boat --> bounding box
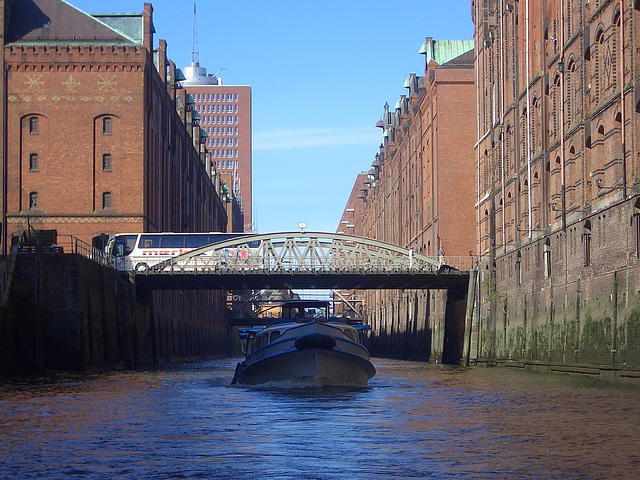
[231,300,376,387]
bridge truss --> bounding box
[135,232,471,291]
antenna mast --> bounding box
[191,3,199,63]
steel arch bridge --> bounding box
[134,232,471,291]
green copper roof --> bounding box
[175,69,187,82]
[419,39,474,65]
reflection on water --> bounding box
[1,359,639,479]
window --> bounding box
[103,117,112,135]
[29,116,39,134]
[29,153,39,171]
[544,240,551,278]
[103,192,111,209]
[102,153,112,172]
[583,221,592,266]
[29,192,38,209]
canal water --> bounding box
[1,358,639,479]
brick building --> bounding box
[473,0,640,372]
[337,173,368,237]
[1,0,227,251]
[340,39,476,361]
[0,0,233,364]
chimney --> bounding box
[143,3,154,53]
[158,39,167,89]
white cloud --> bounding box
[253,127,380,150]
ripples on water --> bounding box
[1,359,639,479]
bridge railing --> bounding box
[47,235,120,269]
[439,256,477,272]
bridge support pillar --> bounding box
[463,269,478,367]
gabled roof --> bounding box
[6,0,141,45]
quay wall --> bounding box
[366,287,467,364]
[473,242,640,383]
[0,254,230,375]
[1,253,136,373]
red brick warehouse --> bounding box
[0,0,227,251]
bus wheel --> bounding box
[135,262,149,272]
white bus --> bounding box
[105,232,260,272]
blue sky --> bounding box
[71,0,474,233]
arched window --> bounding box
[594,29,605,102]
[505,124,512,175]
[102,192,112,209]
[612,11,620,85]
[566,0,573,38]
[532,97,540,151]
[596,124,605,177]
[567,60,576,124]
[520,107,527,169]
[552,75,561,138]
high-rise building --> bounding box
[181,62,253,232]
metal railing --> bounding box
[14,235,120,270]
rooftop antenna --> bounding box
[191,3,199,63]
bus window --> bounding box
[113,235,138,256]
[185,234,210,248]
[208,234,234,244]
[139,235,160,248]
[161,235,185,248]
